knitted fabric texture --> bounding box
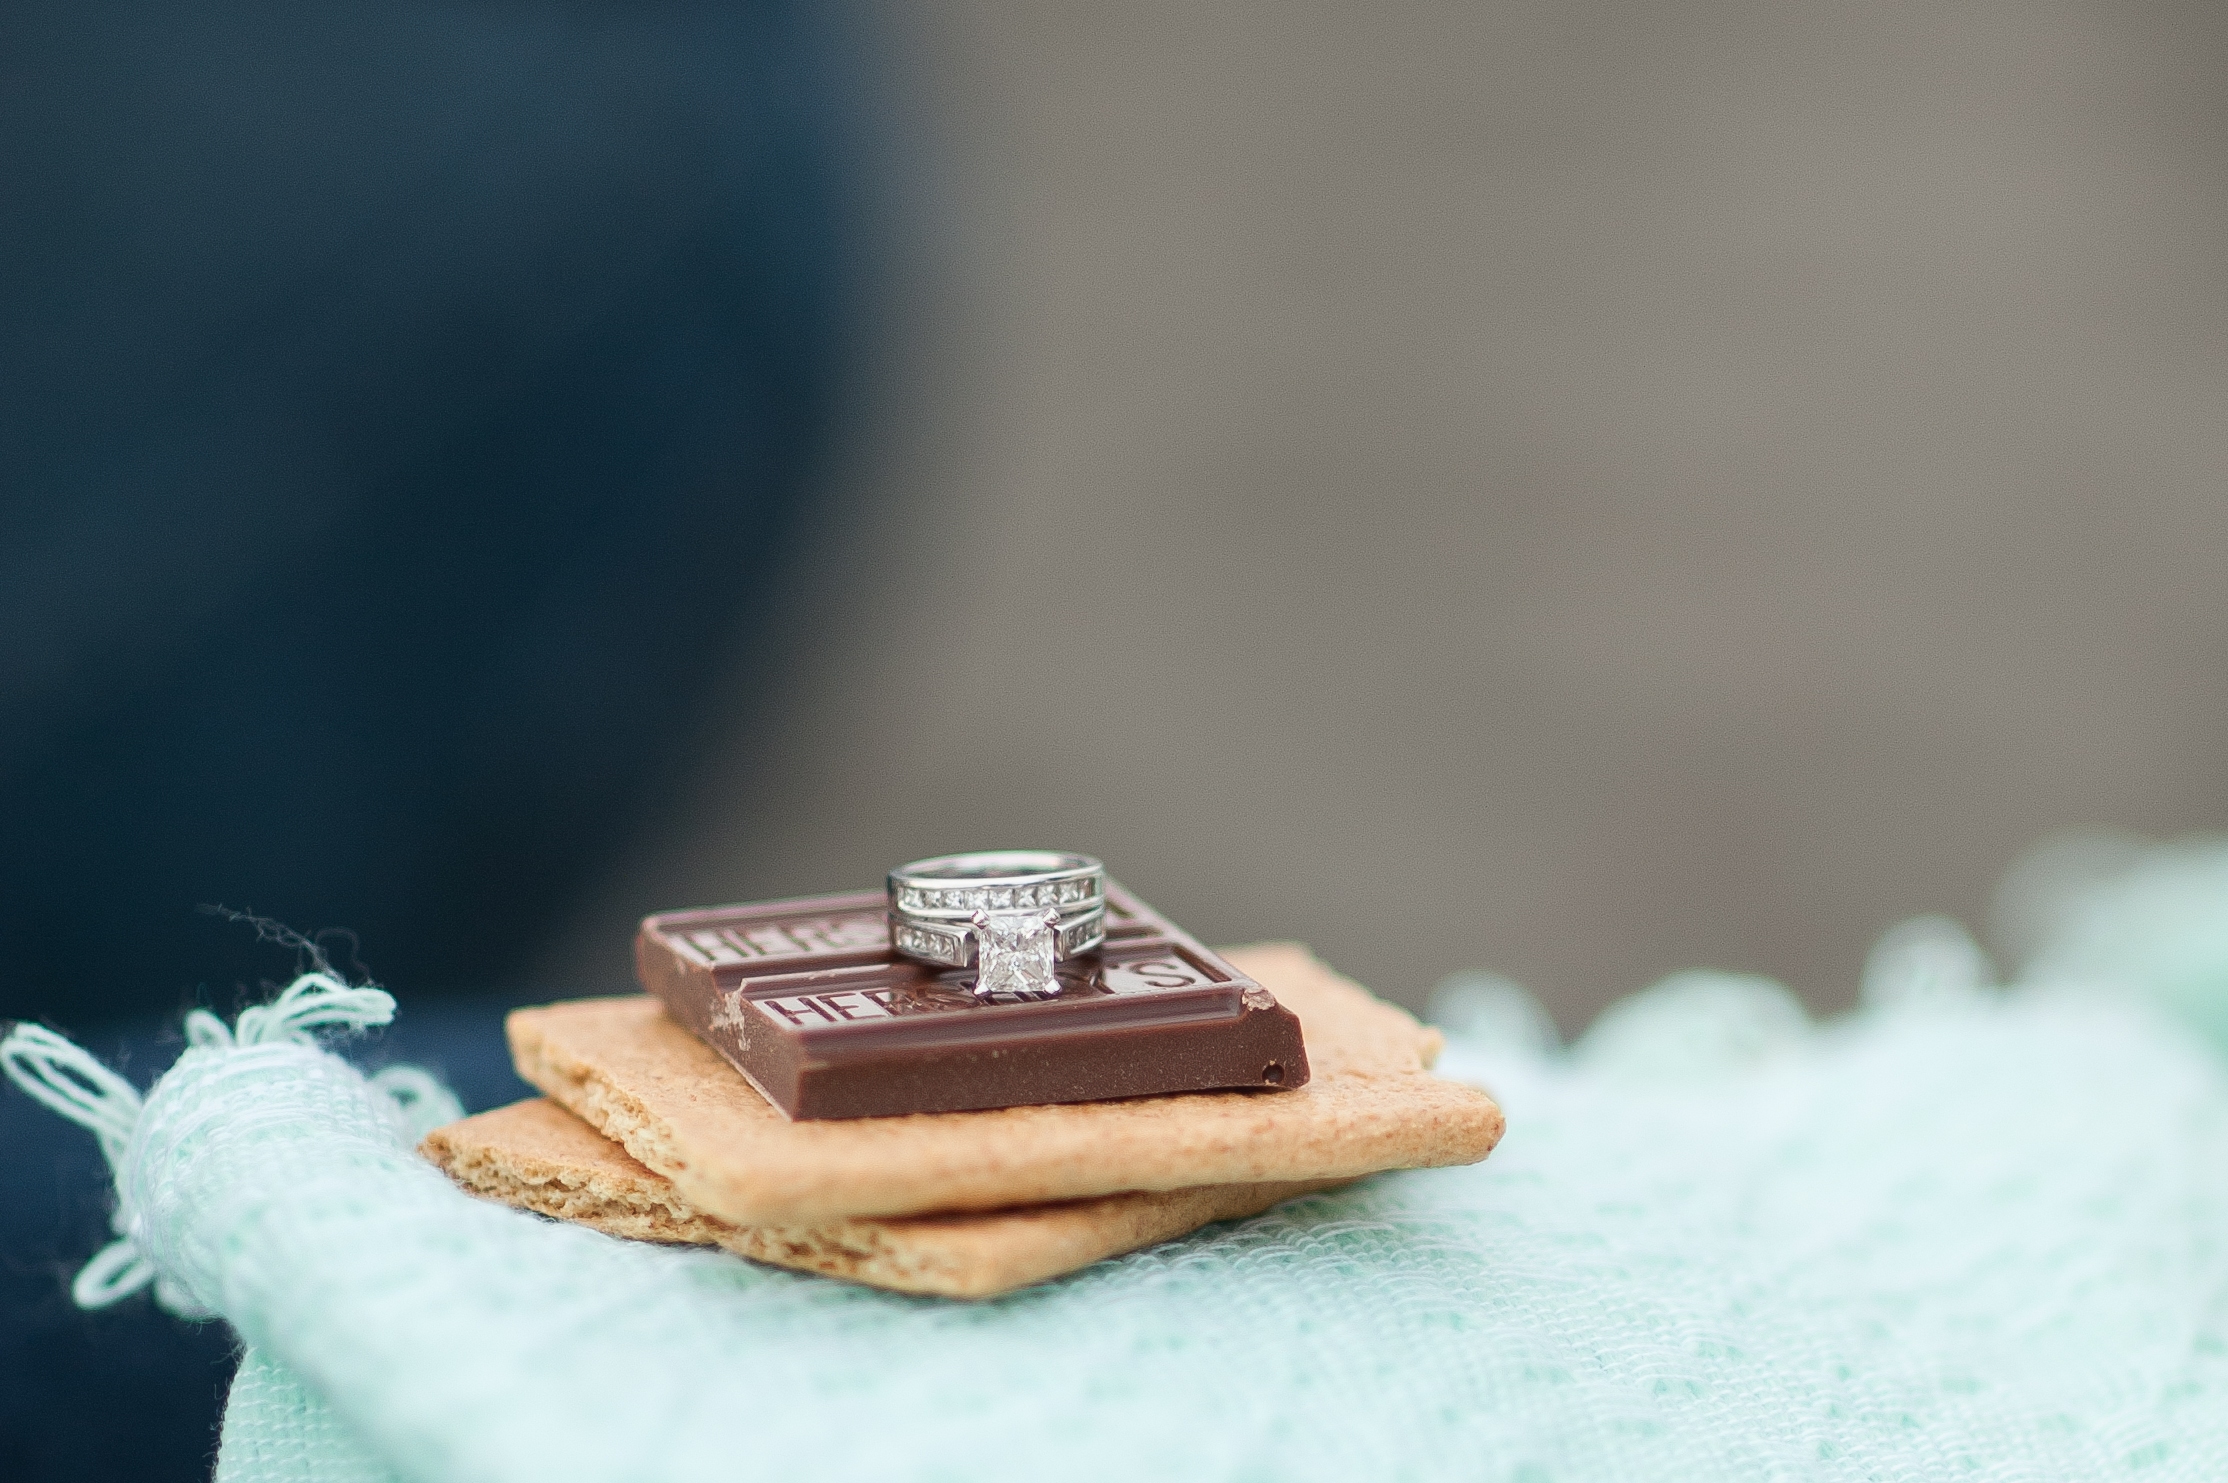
[11,841,2228,1482]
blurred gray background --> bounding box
[547,0,2228,1030]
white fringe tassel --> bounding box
[0,972,451,1317]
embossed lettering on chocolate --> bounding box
[635,884,1310,1120]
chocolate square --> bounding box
[634,884,1309,1119]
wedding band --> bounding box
[887,851,1107,994]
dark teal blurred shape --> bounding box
[0,0,859,1031]
[0,2,863,1475]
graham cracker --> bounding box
[424,1097,1349,1298]
[506,943,1504,1227]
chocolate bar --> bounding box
[635,884,1310,1120]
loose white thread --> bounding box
[0,972,427,1315]
[367,1064,466,1142]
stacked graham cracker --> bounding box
[421,943,1504,1298]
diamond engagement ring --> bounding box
[887,850,1108,998]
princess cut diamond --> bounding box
[972,907,1060,997]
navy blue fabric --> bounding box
[0,0,857,1031]
[0,2,861,1476]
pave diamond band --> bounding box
[887,851,1107,997]
[888,906,1109,968]
[894,877,1097,915]
[888,851,1105,920]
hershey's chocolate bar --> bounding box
[635,884,1309,1120]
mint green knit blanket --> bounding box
[11,840,2228,1482]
